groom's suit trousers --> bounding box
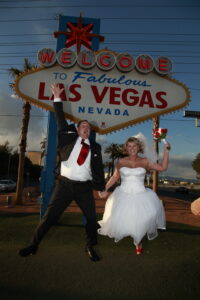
[31,177,98,247]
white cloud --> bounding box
[162,154,197,180]
[0,89,47,152]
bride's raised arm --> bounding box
[147,143,171,172]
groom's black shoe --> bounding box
[19,245,38,257]
[85,245,101,262]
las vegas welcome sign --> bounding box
[14,48,190,134]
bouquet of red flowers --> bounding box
[153,128,168,144]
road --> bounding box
[157,185,199,202]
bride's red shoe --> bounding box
[136,245,143,255]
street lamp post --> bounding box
[184,110,200,127]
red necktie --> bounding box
[77,139,90,165]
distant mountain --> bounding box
[159,175,198,183]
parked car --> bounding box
[175,187,189,194]
[0,180,16,192]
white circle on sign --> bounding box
[77,51,96,69]
[96,51,116,71]
[57,49,77,68]
[38,48,56,67]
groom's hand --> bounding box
[98,191,109,199]
[50,84,65,98]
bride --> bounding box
[98,133,170,255]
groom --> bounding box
[19,84,105,262]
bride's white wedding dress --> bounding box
[98,167,166,245]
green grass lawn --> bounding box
[0,213,200,300]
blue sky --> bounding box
[0,0,200,179]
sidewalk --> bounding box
[0,189,200,228]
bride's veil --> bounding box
[133,132,158,163]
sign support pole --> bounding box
[39,111,57,216]
[153,116,160,193]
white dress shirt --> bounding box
[60,137,92,181]
[54,97,92,181]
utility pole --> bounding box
[153,116,160,192]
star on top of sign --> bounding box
[54,13,105,53]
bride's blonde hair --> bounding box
[123,137,144,154]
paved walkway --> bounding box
[0,189,200,228]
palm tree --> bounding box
[104,143,123,175]
[9,58,37,205]
[103,161,113,180]
[40,137,47,160]
[192,153,200,182]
